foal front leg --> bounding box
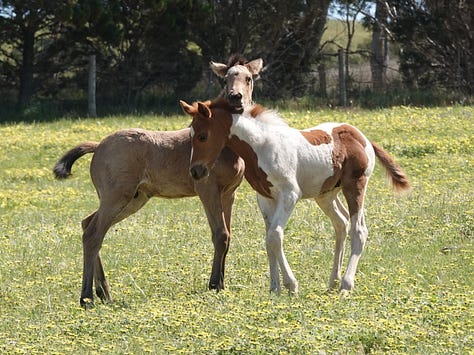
[258,193,299,294]
[196,183,230,291]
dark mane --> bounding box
[227,54,248,67]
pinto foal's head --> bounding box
[180,99,237,181]
[210,57,263,111]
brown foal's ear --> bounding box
[179,100,195,115]
[197,101,212,119]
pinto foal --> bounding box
[54,58,262,307]
[181,98,410,294]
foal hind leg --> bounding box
[80,210,113,307]
[341,177,369,293]
[316,191,349,290]
[80,190,149,306]
[81,212,111,302]
[93,253,111,302]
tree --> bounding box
[0,0,71,108]
[0,0,121,109]
[91,0,205,107]
[189,0,332,99]
[332,1,372,84]
[0,0,365,113]
[370,0,389,91]
[387,0,474,95]
[259,0,332,98]
[41,0,122,110]
[0,0,205,111]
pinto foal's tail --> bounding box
[371,141,411,194]
[53,142,99,179]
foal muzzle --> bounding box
[227,92,243,109]
[190,164,209,181]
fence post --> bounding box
[318,63,327,98]
[338,49,347,107]
[88,54,97,117]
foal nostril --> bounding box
[190,165,208,180]
[228,92,242,101]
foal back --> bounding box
[91,128,197,200]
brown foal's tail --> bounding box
[53,142,99,179]
[371,141,411,194]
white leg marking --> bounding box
[316,192,349,290]
[258,191,299,294]
[341,210,367,292]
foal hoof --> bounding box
[339,279,354,298]
[340,278,354,292]
[339,289,351,298]
[80,297,94,309]
[284,280,299,295]
[209,281,224,292]
[96,287,113,303]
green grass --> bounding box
[1,106,473,353]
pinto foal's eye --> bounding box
[246,76,252,84]
[197,133,208,142]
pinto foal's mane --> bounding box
[208,98,288,127]
[226,54,248,67]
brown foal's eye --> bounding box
[198,133,208,142]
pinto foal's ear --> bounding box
[197,102,212,119]
[179,100,195,115]
[245,58,264,77]
[210,61,228,78]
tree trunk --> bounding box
[88,55,97,117]
[18,25,35,109]
[261,0,332,98]
[370,0,389,92]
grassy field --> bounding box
[0,106,473,354]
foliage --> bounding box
[0,0,207,109]
[387,0,474,95]
[254,0,332,98]
[0,0,333,109]
[1,0,474,115]
[0,106,473,353]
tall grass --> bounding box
[0,106,473,353]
